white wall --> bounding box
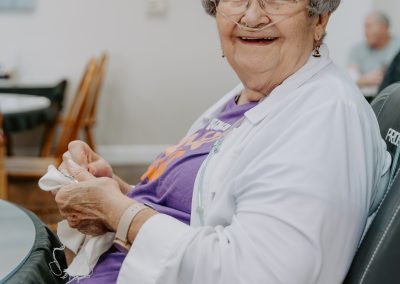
[325,0,373,68]
[0,0,237,146]
[0,0,375,163]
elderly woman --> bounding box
[55,0,391,283]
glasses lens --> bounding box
[217,0,299,16]
[219,0,247,16]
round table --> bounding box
[0,93,52,155]
[0,93,50,115]
[0,93,52,133]
[0,200,67,283]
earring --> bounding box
[312,45,321,58]
[313,33,322,58]
[221,51,225,58]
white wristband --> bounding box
[114,203,148,250]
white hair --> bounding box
[308,0,340,16]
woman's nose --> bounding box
[239,0,272,28]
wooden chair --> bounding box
[5,58,97,179]
[82,53,108,151]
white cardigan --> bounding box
[118,46,391,284]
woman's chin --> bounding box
[231,55,276,74]
[241,79,275,95]
[233,66,277,93]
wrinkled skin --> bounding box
[56,146,134,236]
[59,140,113,179]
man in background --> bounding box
[348,10,400,89]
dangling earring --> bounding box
[221,51,225,58]
[313,34,322,58]
[312,45,321,58]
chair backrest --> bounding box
[84,53,108,127]
[53,58,97,159]
[79,53,108,151]
[344,83,400,283]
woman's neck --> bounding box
[237,88,266,105]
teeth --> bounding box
[241,37,276,40]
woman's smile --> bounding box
[216,0,320,95]
[237,36,279,45]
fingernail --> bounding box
[88,164,96,175]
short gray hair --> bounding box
[372,10,390,28]
[202,0,341,17]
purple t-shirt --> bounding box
[70,97,257,283]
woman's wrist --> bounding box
[108,195,158,245]
[126,207,157,244]
[108,196,136,232]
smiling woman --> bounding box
[48,0,391,283]
[214,0,329,99]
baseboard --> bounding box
[98,144,169,166]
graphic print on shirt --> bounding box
[141,118,231,182]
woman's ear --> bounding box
[314,13,331,42]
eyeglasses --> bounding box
[211,0,305,31]
[214,0,303,16]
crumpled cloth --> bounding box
[39,165,115,277]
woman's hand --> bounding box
[61,140,113,178]
[357,69,385,87]
[55,160,134,236]
[59,140,133,194]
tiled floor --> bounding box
[7,164,149,228]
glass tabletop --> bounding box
[0,200,36,281]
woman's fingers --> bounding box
[78,220,108,236]
[55,177,126,234]
[62,151,72,161]
[66,159,95,182]
[64,140,113,178]
[65,213,108,235]
[67,216,79,228]
[88,159,113,178]
[67,140,92,169]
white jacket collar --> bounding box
[188,45,332,134]
[245,44,332,124]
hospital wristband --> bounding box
[114,202,148,250]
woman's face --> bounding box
[216,0,329,96]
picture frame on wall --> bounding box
[0,0,36,11]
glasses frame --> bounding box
[211,0,308,32]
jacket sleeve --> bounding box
[117,100,386,284]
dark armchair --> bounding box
[378,50,400,93]
[345,83,400,283]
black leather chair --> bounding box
[378,50,400,93]
[5,206,67,284]
[344,83,400,283]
